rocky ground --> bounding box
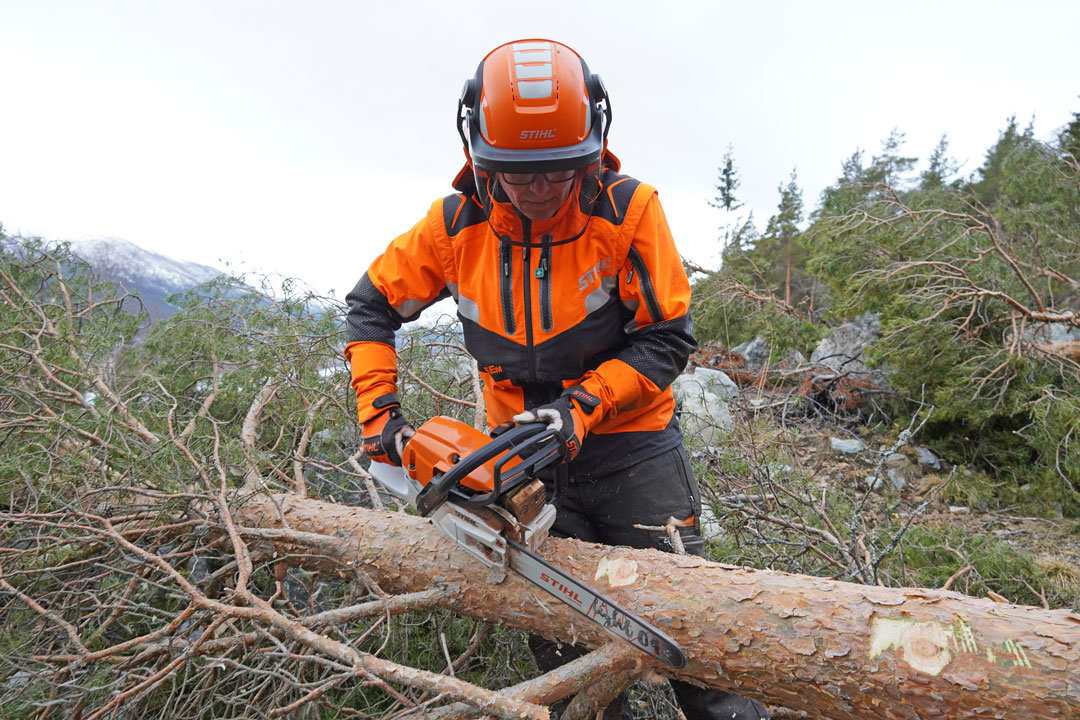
[644,363,1080,719]
[675,350,1080,613]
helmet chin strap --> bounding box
[487,214,594,248]
[479,170,600,248]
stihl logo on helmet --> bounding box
[521,129,557,140]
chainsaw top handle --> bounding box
[413,422,563,517]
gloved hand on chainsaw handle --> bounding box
[511,386,601,463]
[362,393,415,466]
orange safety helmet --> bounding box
[457,39,611,175]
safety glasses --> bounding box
[499,169,577,186]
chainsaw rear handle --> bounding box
[414,422,562,517]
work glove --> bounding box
[362,393,415,466]
[512,386,600,463]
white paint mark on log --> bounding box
[870,617,953,676]
[594,557,639,587]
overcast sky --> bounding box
[2,1,1078,298]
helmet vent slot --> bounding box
[513,49,551,63]
[517,80,553,100]
[515,64,551,80]
[512,41,551,52]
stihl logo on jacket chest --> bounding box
[539,571,583,606]
[520,129,556,140]
[578,257,612,291]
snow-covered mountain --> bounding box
[68,237,224,321]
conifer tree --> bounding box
[816,129,917,218]
[1057,103,1080,162]
[761,170,805,306]
[967,115,1035,205]
[708,144,744,252]
[692,169,819,355]
[919,134,960,190]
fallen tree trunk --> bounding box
[234,493,1080,719]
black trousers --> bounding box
[529,445,769,720]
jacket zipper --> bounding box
[499,241,515,335]
[627,246,664,323]
[538,240,552,332]
[521,220,537,380]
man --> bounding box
[345,39,768,720]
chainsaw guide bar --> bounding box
[507,538,686,668]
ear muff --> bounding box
[457,76,478,154]
[587,73,612,147]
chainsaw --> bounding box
[368,416,686,669]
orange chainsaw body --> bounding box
[402,416,507,494]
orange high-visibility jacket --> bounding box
[345,156,697,477]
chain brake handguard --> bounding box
[413,421,563,517]
[374,417,562,568]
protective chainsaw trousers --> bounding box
[529,445,769,720]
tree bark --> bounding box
[234,493,1080,720]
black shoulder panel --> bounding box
[591,170,641,226]
[344,272,399,345]
[345,272,452,345]
[442,193,487,237]
[617,314,698,390]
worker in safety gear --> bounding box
[345,39,768,720]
